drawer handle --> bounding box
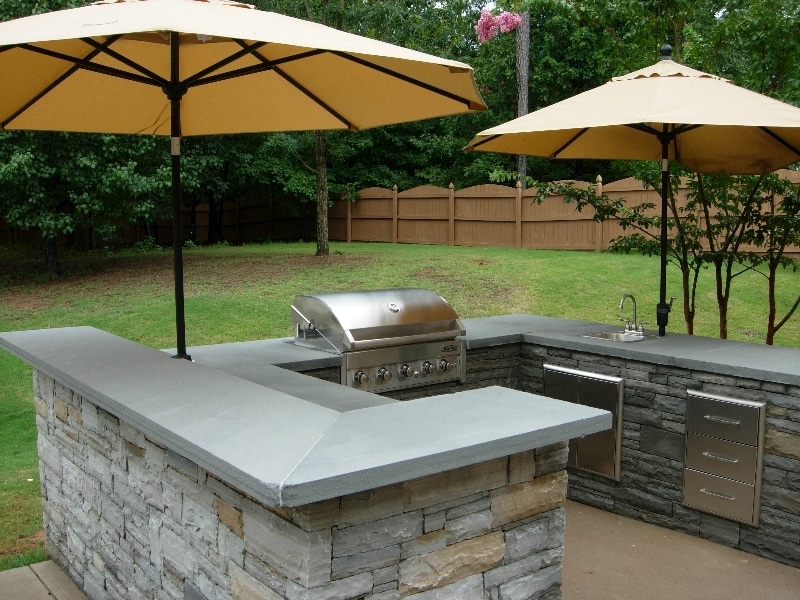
[703,414,741,426]
[699,488,736,502]
[702,451,739,464]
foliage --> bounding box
[1,0,799,274]
[0,132,170,243]
[683,0,800,104]
[490,164,800,343]
[741,174,800,344]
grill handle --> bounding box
[291,306,340,354]
[343,328,465,351]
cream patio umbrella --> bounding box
[466,45,800,336]
[0,0,486,358]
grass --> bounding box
[0,240,798,570]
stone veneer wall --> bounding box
[301,342,800,568]
[33,369,571,600]
[516,343,800,569]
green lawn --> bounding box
[1,241,798,569]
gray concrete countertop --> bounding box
[464,314,800,387]
[183,312,800,387]
[0,326,610,508]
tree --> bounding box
[743,173,800,345]
[0,131,169,272]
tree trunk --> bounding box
[766,260,777,345]
[680,265,694,335]
[714,261,729,339]
[43,238,61,276]
[515,11,530,188]
[315,130,329,257]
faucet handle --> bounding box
[619,318,631,331]
[638,321,650,332]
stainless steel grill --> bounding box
[292,288,466,393]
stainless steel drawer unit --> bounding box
[543,364,623,481]
[682,390,766,525]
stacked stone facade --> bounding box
[516,343,800,568]
[302,340,800,569]
[33,369,571,600]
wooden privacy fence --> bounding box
[3,171,799,252]
[329,171,800,253]
[330,177,653,250]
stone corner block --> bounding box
[490,471,567,528]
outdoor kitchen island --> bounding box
[0,325,610,600]
[185,313,800,571]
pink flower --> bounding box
[475,9,522,43]
[498,11,522,34]
[475,9,499,43]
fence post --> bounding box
[449,183,455,245]
[392,184,398,244]
[595,174,603,252]
[516,180,522,248]
[347,193,352,243]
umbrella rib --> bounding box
[467,134,502,150]
[2,42,108,129]
[195,43,353,130]
[272,67,354,129]
[187,48,325,87]
[552,128,589,159]
[626,122,704,139]
[15,38,163,88]
[332,51,478,109]
[182,39,269,88]
[82,37,169,87]
[3,38,161,129]
[760,126,800,158]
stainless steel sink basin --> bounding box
[582,331,653,342]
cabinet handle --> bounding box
[702,451,739,464]
[703,414,740,426]
[699,488,736,502]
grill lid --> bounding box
[292,288,465,353]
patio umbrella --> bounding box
[466,45,800,336]
[0,0,486,358]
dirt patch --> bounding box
[0,530,44,558]
[0,250,374,309]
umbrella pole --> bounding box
[168,32,191,360]
[656,135,671,336]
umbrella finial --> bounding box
[660,44,672,61]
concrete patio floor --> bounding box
[563,501,800,600]
[2,500,798,600]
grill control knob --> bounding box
[422,361,436,375]
[439,360,454,372]
[353,371,369,385]
[400,364,418,378]
[377,368,393,382]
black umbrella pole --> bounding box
[657,153,670,336]
[171,144,190,360]
[169,32,190,360]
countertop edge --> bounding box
[0,326,608,508]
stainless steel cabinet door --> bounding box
[543,365,623,480]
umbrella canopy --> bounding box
[0,0,486,134]
[466,45,800,335]
[0,0,486,357]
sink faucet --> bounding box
[619,294,637,332]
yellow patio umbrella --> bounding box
[466,45,800,336]
[0,0,486,358]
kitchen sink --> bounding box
[582,330,655,342]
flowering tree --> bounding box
[475,7,529,185]
[475,9,522,42]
